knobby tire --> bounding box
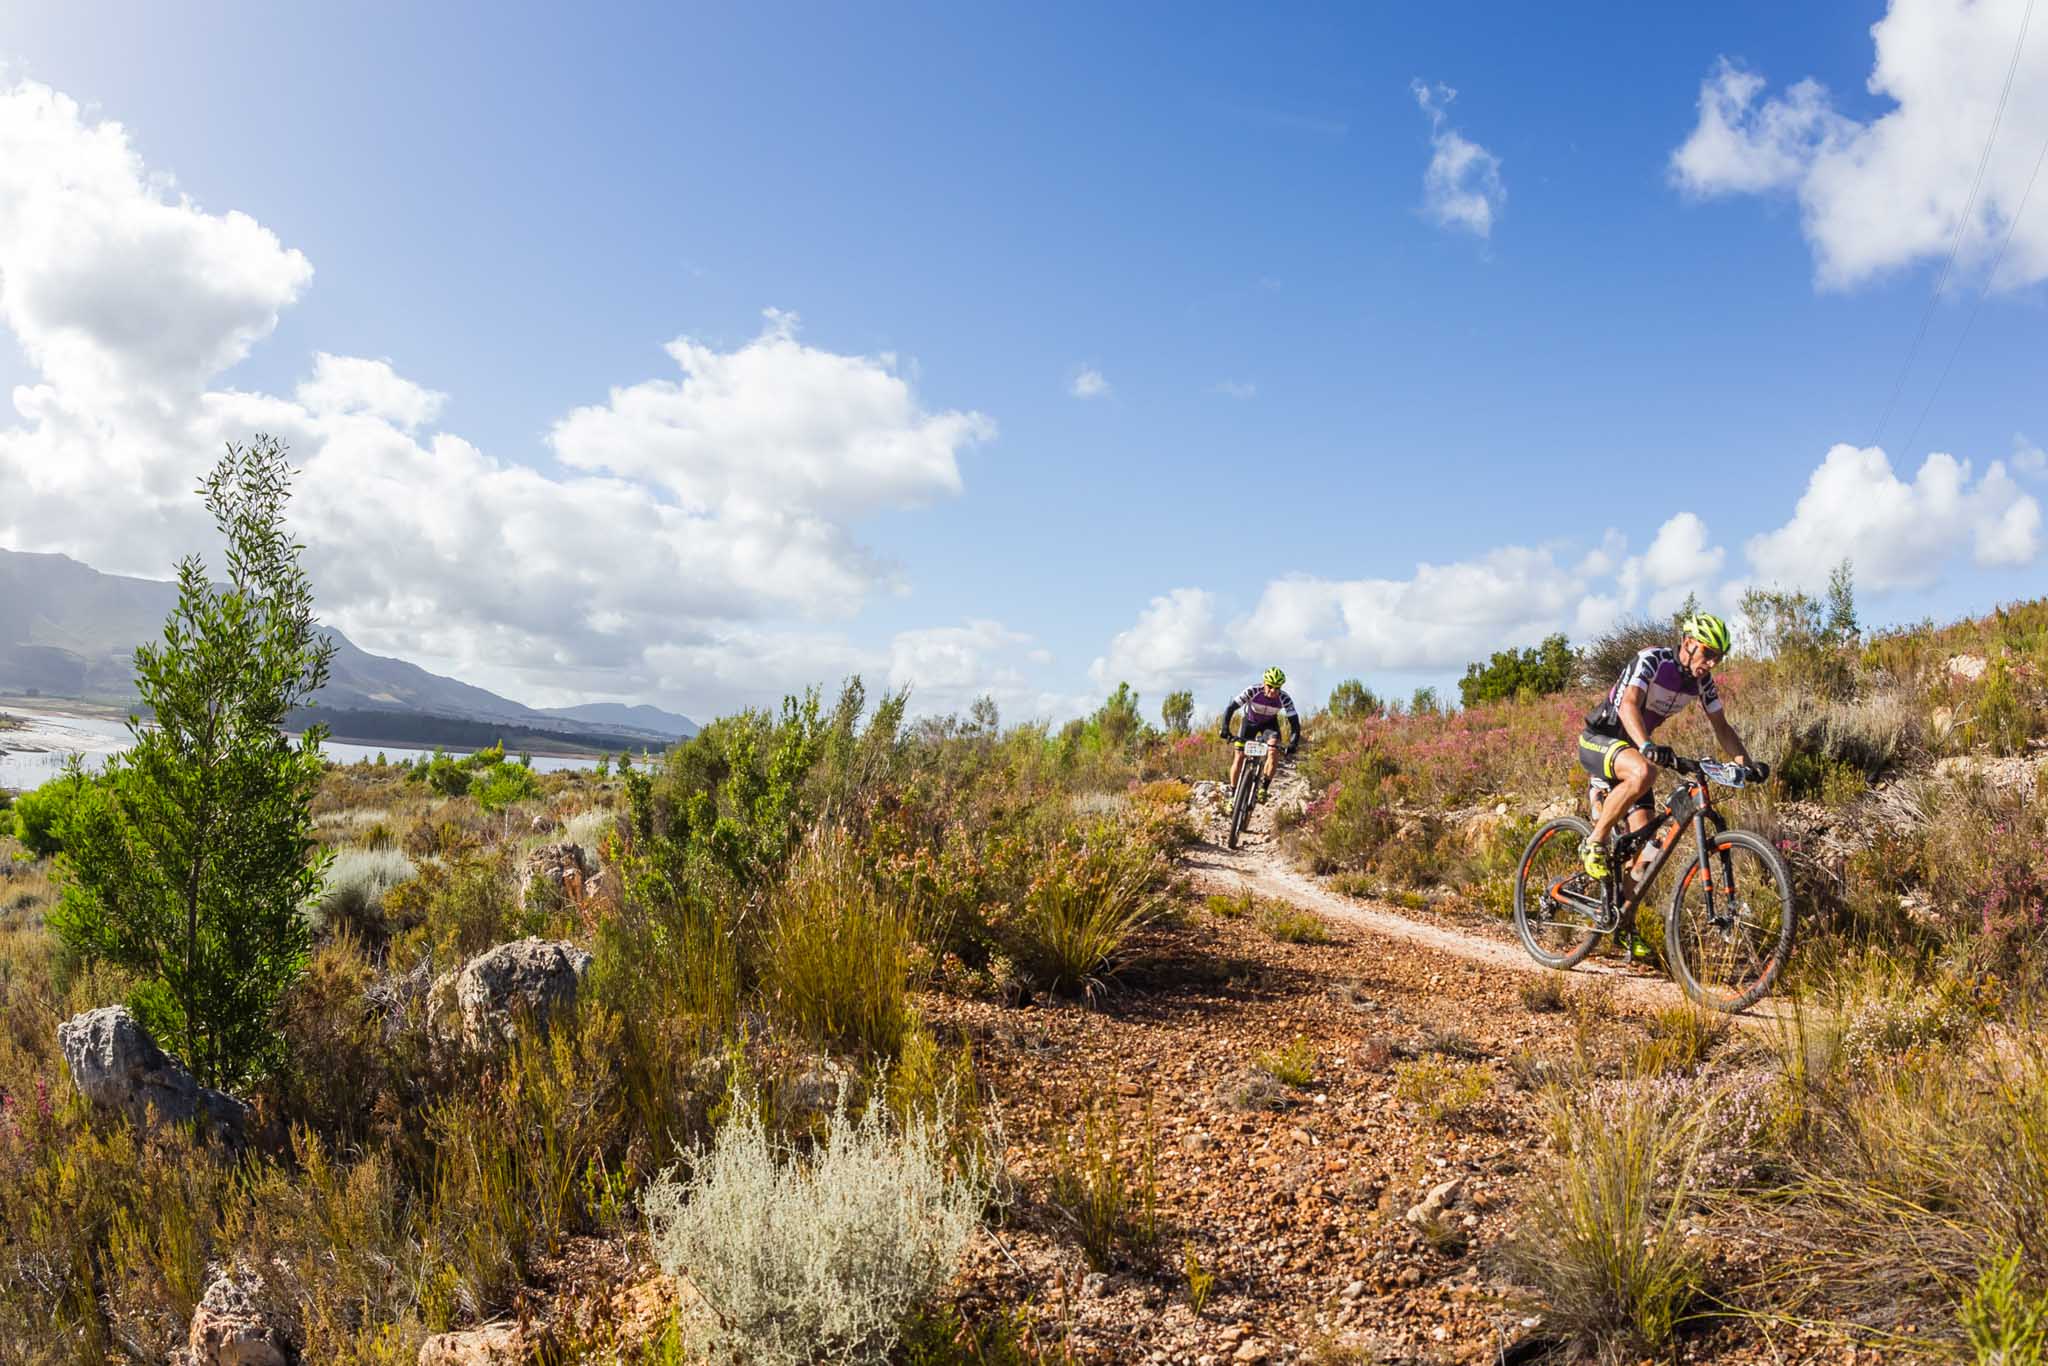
[1664,826,1795,1013]
[1512,817,1603,970]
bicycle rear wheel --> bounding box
[1512,817,1603,969]
[1664,828,1795,1013]
[1226,768,1254,849]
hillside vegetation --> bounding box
[4,469,2048,1364]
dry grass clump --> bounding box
[760,835,923,1059]
[1258,902,1332,944]
[645,1082,989,1365]
[1504,1072,1711,1357]
[1253,1034,1317,1088]
[1392,1057,1493,1124]
[1043,1085,1158,1272]
[305,846,416,938]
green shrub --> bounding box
[645,1082,989,1365]
[1961,1248,2048,1366]
[10,770,92,859]
[1393,1057,1493,1123]
[1460,633,1576,708]
[471,760,542,813]
[1326,679,1381,719]
[50,439,331,1089]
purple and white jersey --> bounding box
[1585,647,1721,736]
[1234,685,1299,729]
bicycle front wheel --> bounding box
[1664,828,1795,1013]
[1512,817,1603,969]
[1226,769,1254,849]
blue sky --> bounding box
[2,2,2044,721]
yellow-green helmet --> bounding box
[1680,612,1731,653]
[1263,666,1287,688]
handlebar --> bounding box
[1673,755,1767,787]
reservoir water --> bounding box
[0,708,602,790]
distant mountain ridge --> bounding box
[0,548,697,750]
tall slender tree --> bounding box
[53,437,334,1088]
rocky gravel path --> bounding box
[1182,772,1679,1009]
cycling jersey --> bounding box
[1584,647,1721,739]
[1225,684,1299,739]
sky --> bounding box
[1,1,2045,725]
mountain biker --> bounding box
[1577,613,1762,948]
[1221,667,1301,802]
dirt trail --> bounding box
[1182,774,1687,1010]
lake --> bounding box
[0,707,602,790]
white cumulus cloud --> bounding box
[1069,368,1110,399]
[1412,81,1506,239]
[1670,0,2048,289]
[1744,443,2040,591]
[0,78,997,718]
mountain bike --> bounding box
[1226,737,1279,850]
[1511,755,1794,1012]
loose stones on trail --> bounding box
[431,937,594,1051]
[57,1005,247,1142]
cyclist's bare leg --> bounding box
[1589,748,1654,853]
[1228,748,1245,792]
[1262,744,1279,785]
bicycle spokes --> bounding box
[1671,839,1787,1005]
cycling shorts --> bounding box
[1234,717,1283,748]
[1578,731,1653,814]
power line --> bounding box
[1867,0,2036,452]
[1898,117,2048,462]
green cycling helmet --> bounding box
[1263,666,1287,688]
[1680,612,1731,654]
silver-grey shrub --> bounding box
[644,1084,988,1364]
[307,846,416,936]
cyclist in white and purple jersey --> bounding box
[1578,613,1758,896]
[1220,667,1301,802]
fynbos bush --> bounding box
[645,1084,987,1365]
[307,847,416,938]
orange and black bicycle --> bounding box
[1511,755,1795,1012]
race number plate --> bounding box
[1242,740,1270,758]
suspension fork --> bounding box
[1688,809,1730,918]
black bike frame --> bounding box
[1549,774,1730,930]
[1607,780,1729,920]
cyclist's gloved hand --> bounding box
[1642,742,1677,769]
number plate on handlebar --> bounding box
[1697,759,1747,787]
[1242,740,1270,758]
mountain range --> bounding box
[0,549,697,752]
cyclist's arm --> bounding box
[1219,698,1240,736]
[1707,708,1751,766]
[1284,702,1301,747]
[1617,687,1655,748]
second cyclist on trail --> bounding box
[1576,612,1757,890]
[1221,667,1301,804]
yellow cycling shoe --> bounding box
[1579,839,1611,879]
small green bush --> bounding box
[1258,904,1331,945]
[1254,1034,1316,1088]
[11,771,92,858]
